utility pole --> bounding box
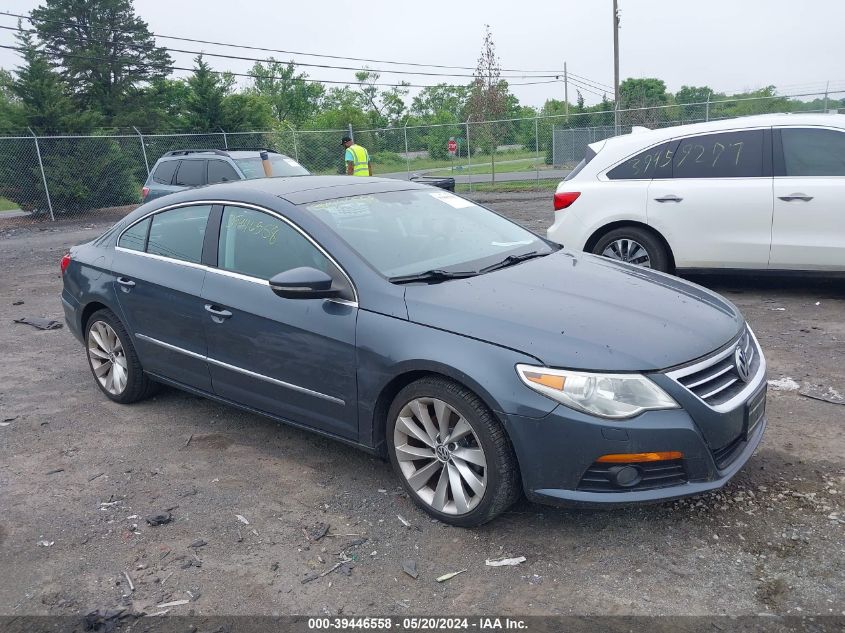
[564,61,569,123]
[613,0,620,133]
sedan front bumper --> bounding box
[504,385,766,508]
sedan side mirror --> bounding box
[269,267,340,300]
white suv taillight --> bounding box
[553,191,581,210]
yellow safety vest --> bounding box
[347,144,370,176]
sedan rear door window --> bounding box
[146,205,212,264]
[780,127,845,176]
[174,160,207,186]
[217,206,331,280]
[672,130,764,178]
[118,217,150,252]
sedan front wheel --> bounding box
[387,377,521,527]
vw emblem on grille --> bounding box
[734,346,752,383]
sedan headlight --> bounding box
[516,364,679,419]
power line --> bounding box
[0,22,566,80]
[1,10,579,75]
[566,71,613,92]
[0,41,576,90]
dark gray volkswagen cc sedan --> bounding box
[61,176,767,526]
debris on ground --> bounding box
[155,599,190,608]
[800,392,845,406]
[87,472,105,482]
[0,422,11,427]
[436,569,467,583]
[146,512,172,526]
[12,316,62,330]
[37,540,54,547]
[769,307,786,311]
[3,416,18,423]
[768,377,800,391]
[305,522,330,541]
[46,468,64,475]
[235,514,250,525]
[189,539,208,548]
[402,560,418,579]
[12,300,24,305]
[122,571,134,592]
[485,556,526,567]
[397,514,411,528]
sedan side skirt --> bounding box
[135,332,345,406]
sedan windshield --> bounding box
[234,156,309,179]
[306,190,555,279]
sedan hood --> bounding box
[403,251,744,371]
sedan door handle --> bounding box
[116,277,135,288]
[654,195,683,203]
[778,193,813,202]
[204,304,233,322]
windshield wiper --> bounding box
[389,269,478,284]
[479,251,547,274]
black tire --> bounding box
[84,308,158,404]
[386,376,521,527]
[592,226,671,272]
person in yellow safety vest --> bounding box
[342,136,372,177]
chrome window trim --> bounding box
[666,326,767,413]
[115,199,359,306]
[135,333,345,406]
[114,246,207,271]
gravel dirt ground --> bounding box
[0,192,843,618]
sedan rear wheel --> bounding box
[85,308,158,404]
[88,320,128,395]
[387,377,520,527]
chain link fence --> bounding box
[0,90,841,225]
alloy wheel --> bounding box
[393,397,487,515]
[87,320,128,395]
[602,238,652,267]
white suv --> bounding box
[547,113,845,274]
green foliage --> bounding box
[10,26,91,133]
[0,136,141,213]
[184,56,230,131]
[249,59,323,125]
[32,0,171,121]
[411,84,470,122]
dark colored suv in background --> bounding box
[142,149,309,202]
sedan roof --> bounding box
[211,175,426,204]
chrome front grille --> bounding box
[667,327,764,409]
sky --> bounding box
[0,0,842,108]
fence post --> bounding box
[133,126,150,176]
[28,127,54,222]
[465,121,472,192]
[552,125,556,168]
[219,127,228,149]
[403,122,410,179]
[705,91,711,122]
[284,122,299,162]
[534,116,540,184]
[348,123,354,142]
[824,81,830,112]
